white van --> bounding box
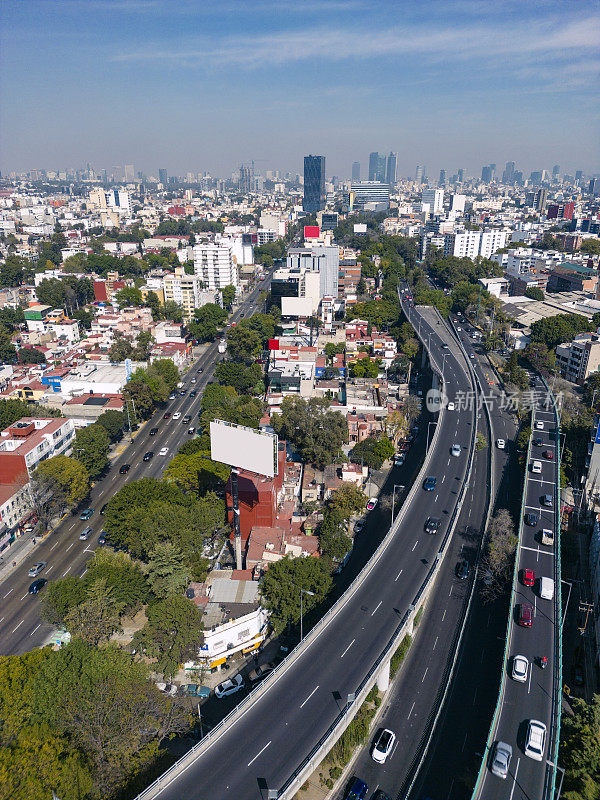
[539,577,554,600]
[541,529,554,546]
[530,460,542,474]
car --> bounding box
[423,476,437,491]
[28,578,47,594]
[456,326,462,331]
[28,561,46,578]
[394,454,405,466]
[80,508,94,520]
[100,503,108,515]
[191,377,197,383]
[524,720,547,761]
[470,353,475,359]
[354,520,364,533]
[159,447,169,456]
[119,464,131,474]
[155,682,178,696]
[540,494,553,508]
[197,367,204,373]
[511,655,529,683]
[496,438,505,449]
[543,450,554,460]
[521,567,535,586]
[456,559,470,580]
[214,674,244,698]
[189,390,197,398]
[371,728,396,763]
[98,532,107,546]
[248,662,275,683]
[530,460,542,474]
[366,498,378,511]
[344,778,369,800]
[571,663,584,687]
[183,415,191,423]
[173,412,181,420]
[451,444,461,457]
[447,401,455,411]
[143,451,154,462]
[179,390,187,396]
[149,427,159,436]
[180,684,211,698]
[425,516,441,534]
[441,342,449,349]
[524,512,538,526]
[163,412,171,419]
[535,421,544,430]
[517,603,533,627]
[188,427,195,435]
[79,526,92,541]
[491,741,513,779]
[169,393,177,400]
[532,437,543,446]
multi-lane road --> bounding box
[0,272,272,656]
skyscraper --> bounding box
[158,168,167,185]
[575,170,583,182]
[457,168,465,183]
[303,155,326,213]
[438,169,446,187]
[502,161,515,184]
[239,164,253,194]
[490,164,496,180]
[385,152,397,186]
[481,165,492,183]
[415,165,424,184]
[368,152,386,182]
[552,165,560,179]
[124,164,134,181]
[351,162,361,182]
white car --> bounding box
[215,674,244,699]
[159,447,169,456]
[496,439,505,449]
[447,402,455,411]
[535,420,544,430]
[191,378,197,383]
[366,498,378,511]
[530,460,542,474]
[172,412,181,420]
[394,454,405,467]
[451,444,461,457]
[371,728,396,764]
[511,654,529,683]
[524,720,547,761]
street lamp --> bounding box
[299,587,315,642]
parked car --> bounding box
[522,568,535,587]
[119,463,131,474]
[180,684,211,698]
[366,498,378,511]
[394,453,405,466]
[425,516,441,534]
[248,662,275,683]
[530,460,542,474]
[28,578,47,594]
[28,562,46,578]
[517,603,533,627]
[215,674,244,698]
[540,494,553,508]
[143,451,154,461]
[543,450,554,460]
[155,682,178,696]
[496,438,505,449]
[524,720,546,761]
[354,520,364,533]
[371,729,396,764]
[423,476,437,491]
[456,559,470,580]
[80,508,94,520]
[511,655,529,683]
[344,778,369,800]
[149,427,159,436]
[100,503,108,514]
[79,526,92,541]
[491,741,513,779]
[159,447,169,456]
[524,512,539,527]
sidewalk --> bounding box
[0,512,66,584]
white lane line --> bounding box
[247,740,271,768]
[46,566,52,574]
[395,569,403,582]
[340,639,355,659]
[50,542,58,551]
[62,566,71,577]
[461,731,468,751]
[20,594,28,600]
[449,586,453,597]
[527,661,533,694]
[432,636,438,651]
[371,601,382,616]
[509,758,520,800]
[12,620,24,634]
[520,545,554,556]
[447,458,451,466]
[3,588,13,598]
[299,685,319,709]
[65,543,74,552]
[30,623,41,636]
[407,701,416,719]
[412,541,418,552]
[441,475,445,484]
[422,667,429,682]
[442,609,446,621]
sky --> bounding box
[1,0,599,179]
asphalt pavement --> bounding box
[0,273,272,656]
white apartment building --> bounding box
[444,229,507,259]
[555,333,600,385]
[421,188,444,215]
[0,418,76,479]
[88,188,131,215]
[162,268,219,321]
[193,242,238,291]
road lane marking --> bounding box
[509,758,520,800]
[300,686,319,709]
[527,661,533,694]
[461,732,468,751]
[30,624,41,636]
[422,667,429,682]
[247,740,271,768]
[412,541,418,551]
[340,639,355,658]
[371,601,382,616]
[407,701,415,719]
[520,545,553,556]
[12,620,24,633]
[62,567,71,577]
[20,594,28,600]
[441,475,445,484]
[433,636,438,651]
[46,566,52,574]
[65,543,74,552]
[50,542,58,550]
[442,609,446,621]
[449,586,453,596]
[3,588,13,598]
[395,569,403,582]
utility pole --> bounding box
[578,601,594,634]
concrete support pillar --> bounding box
[406,616,415,637]
[376,657,391,693]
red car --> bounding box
[543,450,554,460]
[518,603,533,627]
[523,568,535,587]
[163,412,171,419]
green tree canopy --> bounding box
[530,313,592,349]
[133,596,204,679]
[96,409,125,441]
[73,423,111,479]
[259,556,333,635]
[34,455,90,508]
[349,435,395,469]
[272,396,348,469]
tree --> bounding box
[72,423,110,479]
[214,360,262,393]
[560,693,600,799]
[271,396,348,469]
[115,286,144,307]
[318,505,353,562]
[260,556,333,634]
[479,509,517,601]
[34,455,89,508]
[28,469,69,534]
[524,286,545,301]
[147,542,191,598]
[161,300,184,323]
[96,409,125,442]
[349,435,395,469]
[188,303,227,342]
[523,341,556,375]
[83,549,150,614]
[349,357,382,379]
[63,578,123,646]
[530,313,592,349]
[109,332,134,362]
[357,276,367,295]
[579,238,600,256]
[476,432,488,451]
[16,346,45,365]
[133,596,204,679]
[226,324,262,363]
[221,284,236,310]
[150,358,180,391]
[164,450,230,494]
[40,576,87,625]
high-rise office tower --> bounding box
[552,165,560,179]
[368,152,386,182]
[415,165,424,184]
[438,169,446,187]
[589,178,600,196]
[124,164,134,181]
[575,170,583,182]
[385,152,397,186]
[481,165,492,183]
[502,161,515,183]
[158,168,167,185]
[457,168,465,182]
[490,164,496,180]
[533,188,548,211]
[303,155,326,213]
[351,161,361,182]
[239,164,253,194]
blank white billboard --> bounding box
[210,420,278,477]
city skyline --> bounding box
[1,0,598,177]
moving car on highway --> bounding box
[80,508,94,520]
[28,562,46,577]
[371,728,396,764]
[511,654,529,683]
[524,720,547,761]
[491,741,512,779]
[423,476,437,491]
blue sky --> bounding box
[1,0,598,178]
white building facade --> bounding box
[193,242,238,291]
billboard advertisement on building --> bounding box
[304,225,320,239]
[210,420,278,477]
